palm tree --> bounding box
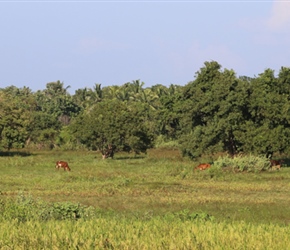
[92,83,103,102]
[44,80,71,98]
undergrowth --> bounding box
[0,193,214,223]
[212,154,271,172]
[0,192,95,222]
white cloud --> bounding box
[238,2,290,46]
[267,1,290,31]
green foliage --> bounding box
[69,99,154,153]
[235,69,290,156]
[28,111,61,149]
[40,202,93,221]
[2,62,290,157]
[178,61,248,158]
[0,193,37,222]
[0,87,36,150]
[35,81,80,119]
[177,62,290,158]
[0,193,95,222]
[213,154,271,172]
[0,193,214,224]
[55,125,79,150]
[152,84,183,141]
[154,135,180,149]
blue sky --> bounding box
[1,1,290,93]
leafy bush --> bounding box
[0,193,95,222]
[0,193,39,222]
[213,154,271,172]
[154,135,179,149]
[207,164,224,178]
[40,202,84,221]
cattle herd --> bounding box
[54,152,285,172]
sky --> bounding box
[0,0,290,94]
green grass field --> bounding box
[1,149,290,249]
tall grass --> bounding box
[1,215,290,249]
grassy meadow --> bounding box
[1,149,290,249]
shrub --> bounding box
[154,135,179,149]
[0,193,95,222]
[0,193,39,222]
[213,154,271,172]
[41,201,96,221]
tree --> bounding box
[0,86,36,150]
[177,61,248,158]
[27,112,62,149]
[237,68,290,156]
[73,87,91,110]
[68,99,154,155]
[36,81,80,120]
[177,63,290,158]
[153,84,183,142]
[30,81,81,149]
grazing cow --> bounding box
[270,159,284,170]
[195,163,211,171]
[55,161,71,171]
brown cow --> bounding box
[195,163,211,171]
[270,159,284,170]
[55,161,71,171]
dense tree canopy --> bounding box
[69,99,154,154]
[0,87,36,150]
[1,61,290,158]
[178,61,248,158]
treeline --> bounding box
[1,61,290,158]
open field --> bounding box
[1,149,290,249]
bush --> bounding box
[213,154,271,172]
[154,135,179,149]
[40,202,95,221]
[0,193,95,222]
[0,193,39,222]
